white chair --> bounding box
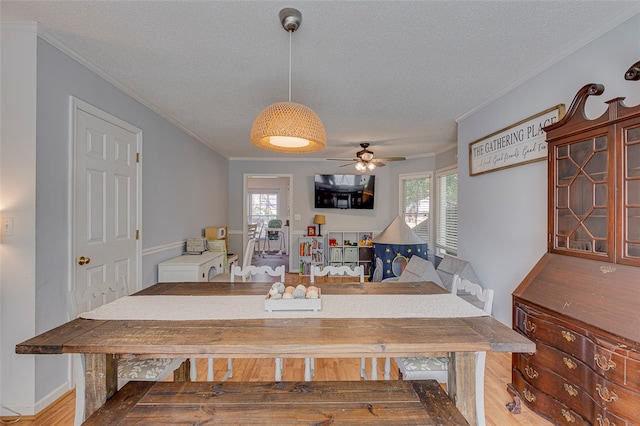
[210,238,256,282]
[395,274,494,426]
[231,264,285,283]
[247,223,259,239]
[310,265,366,381]
[248,222,264,255]
[311,264,364,282]
[68,277,185,425]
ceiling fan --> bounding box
[328,143,406,171]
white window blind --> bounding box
[436,169,458,255]
[399,174,431,244]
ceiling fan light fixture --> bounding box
[361,152,374,161]
[367,162,376,171]
[251,8,326,153]
[355,161,367,172]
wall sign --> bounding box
[469,104,565,176]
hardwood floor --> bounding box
[6,352,550,425]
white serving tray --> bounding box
[264,290,321,312]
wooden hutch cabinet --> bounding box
[547,84,640,265]
[510,76,640,426]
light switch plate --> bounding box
[294,214,301,220]
[2,217,14,236]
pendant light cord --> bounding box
[288,29,292,102]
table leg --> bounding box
[83,353,117,419]
[370,358,378,380]
[448,351,477,426]
[275,358,283,381]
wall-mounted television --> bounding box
[314,174,375,209]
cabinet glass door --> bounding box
[554,135,609,255]
[624,123,640,260]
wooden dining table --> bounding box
[16,280,534,425]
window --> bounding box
[248,192,278,227]
[435,168,458,256]
[399,173,432,244]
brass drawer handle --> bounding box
[525,320,537,333]
[563,357,577,370]
[561,330,576,342]
[596,414,617,426]
[564,383,578,397]
[562,409,576,423]
[594,353,616,371]
[525,365,539,379]
[522,388,536,403]
[595,384,618,403]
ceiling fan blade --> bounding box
[328,143,405,167]
[374,157,406,162]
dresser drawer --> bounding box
[511,370,588,426]
[590,334,640,394]
[515,342,640,422]
[515,306,590,359]
[592,409,635,426]
[518,341,586,385]
[516,304,640,393]
[514,354,595,418]
[589,376,640,423]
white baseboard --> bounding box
[1,380,71,417]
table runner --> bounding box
[79,294,487,321]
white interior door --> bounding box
[73,100,141,301]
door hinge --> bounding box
[136,230,140,240]
[136,152,140,163]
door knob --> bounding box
[78,256,91,265]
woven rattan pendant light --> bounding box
[251,8,326,153]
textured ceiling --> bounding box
[2,1,639,161]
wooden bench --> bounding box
[83,380,469,425]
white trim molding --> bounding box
[142,240,186,257]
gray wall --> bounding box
[457,14,640,325]
[1,23,38,415]
[33,37,228,401]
